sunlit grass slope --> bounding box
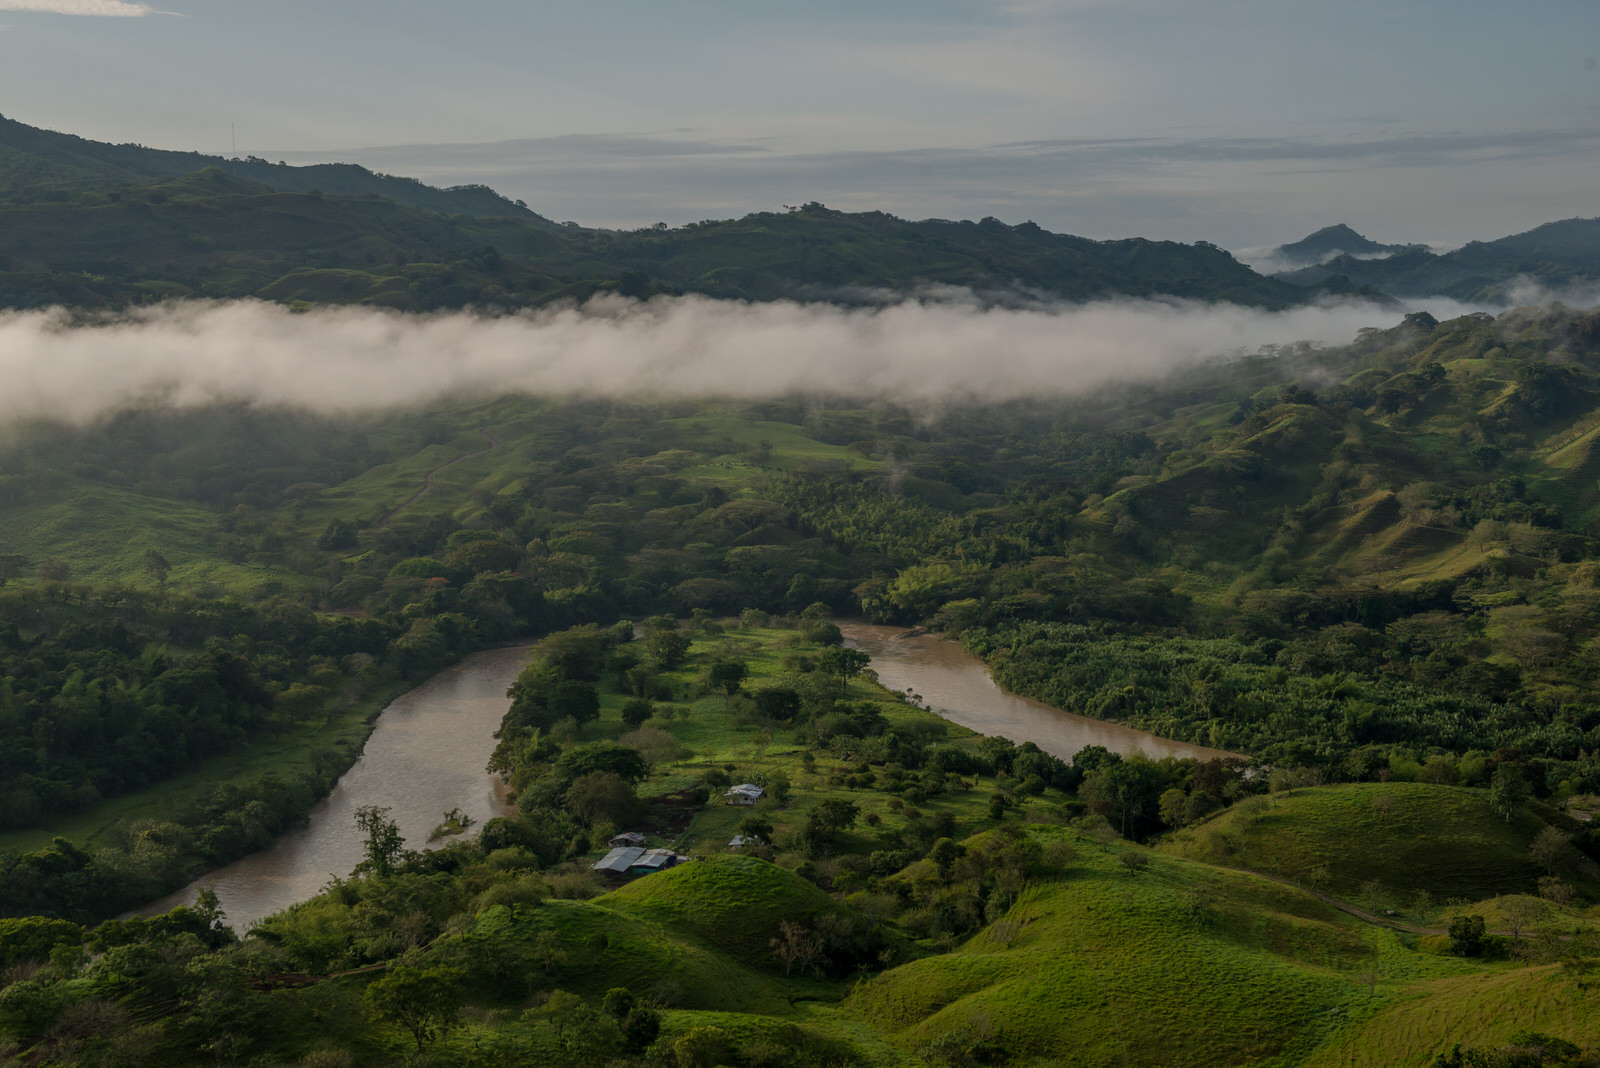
[846,836,1474,1068]
[1,476,310,596]
[1300,965,1600,1068]
[600,854,847,968]
[1158,783,1586,902]
[457,895,793,1014]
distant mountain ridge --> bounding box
[0,117,1309,311]
[0,113,557,225]
[1272,223,1410,267]
[1278,217,1600,301]
[2,114,1599,311]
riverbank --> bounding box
[139,643,530,929]
[840,622,1237,764]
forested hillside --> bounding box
[1279,218,1600,301]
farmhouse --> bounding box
[724,783,765,805]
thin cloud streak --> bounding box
[0,295,1474,424]
[0,0,156,15]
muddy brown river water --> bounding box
[839,622,1232,764]
[139,644,530,930]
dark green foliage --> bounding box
[0,916,81,969]
[363,957,466,1050]
[709,658,749,695]
[554,742,649,785]
[1448,913,1488,957]
[1431,1032,1587,1068]
[620,696,655,728]
[1490,764,1531,823]
[353,804,405,878]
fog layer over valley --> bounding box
[0,293,1481,421]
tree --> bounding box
[708,659,748,696]
[1529,826,1570,876]
[819,646,871,695]
[803,798,859,856]
[1447,913,1486,957]
[929,837,968,882]
[769,921,823,977]
[144,548,172,588]
[621,697,654,728]
[1488,764,1529,823]
[363,959,465,1051]
[1501,896,1542,943]
[549,679,601,725]
[737,814,773,842]
[555,741,648,785]
[354,804,405,877]
[644,628,691,669]
[566,771,639,827]
[752,686,801,721]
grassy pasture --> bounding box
[1158,782,1581,903]
[846,840,1476,1068]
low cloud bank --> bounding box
[0,293,1493,423]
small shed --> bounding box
[592,846,645,875]
[725,783,765,806]
[630,848,680,874]
[609,831,648,848]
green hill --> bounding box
[600,855,846,968]
[846,834,1477,1068]
[451,897,795,1014]
[1159,783,1596,902]
[0,112,550,223]
[1301,965,1600,1068]
[566,205,1305,305]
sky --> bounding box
[1,0,1597,250]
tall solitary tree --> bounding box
[144,549,172,588]
[354,804,405,877]
[1488,764,1529,823]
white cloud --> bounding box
[0,294,1473,424]
[0,0,156,15]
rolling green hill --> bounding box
[0,112,550,223]
[845,832,1500,1068]
[1159,782,1595,901]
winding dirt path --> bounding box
[1242,867,1558,941]
[379,428,500,526]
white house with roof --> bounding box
[724,783,765,805]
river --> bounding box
[140,644,530,931]
[840,622,1232,764]
[144,626,1224,930]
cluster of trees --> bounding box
[0,588,396,831]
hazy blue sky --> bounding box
[1,0,1596,249]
